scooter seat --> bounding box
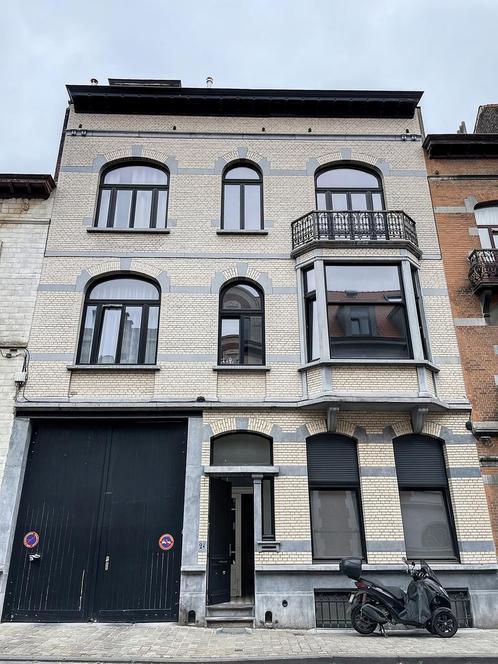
[363,578,406,601]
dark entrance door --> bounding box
[207,478,232,605]
[3,420,187,623]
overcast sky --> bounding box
[1,0,497,173]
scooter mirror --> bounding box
[401,557,408,565]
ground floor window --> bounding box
[310,489,363,559]
[399,489,456,560]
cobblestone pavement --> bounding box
[0,624,497,662]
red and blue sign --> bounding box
[158,533,174,551]
[23,531,40,549]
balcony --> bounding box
[468,249,498,293]
[291,210,419,255]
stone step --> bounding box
[205,615,255,628]
[206,602,254,618]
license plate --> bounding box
[348,593,355,604]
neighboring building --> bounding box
[0,174,54,584]
[424,111,498,556]
[0,81,496,629]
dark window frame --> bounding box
[308,485,367,562]
[76,275,160,366]
[325,262,412,359]
[210,431,273,466]
[94,161,169,230]
[394,435,460,563]
[218,279,265,366]
[303,267,318,362]
[315,164,385,212]
[221,161,264,230]
[398,486,459,562]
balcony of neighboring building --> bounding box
[291,209,420,257]
[468,249,498,293]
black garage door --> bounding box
[2,419,187,622]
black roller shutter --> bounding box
[306,434,359,486]
[394,435,448,487]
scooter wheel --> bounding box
[431,607,458,638]
[351,604,378,635]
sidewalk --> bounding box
[0,623,498,663]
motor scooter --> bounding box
[339,557,458,637]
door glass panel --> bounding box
[79,306,97,363]
[331,193,348,210]
[310,490,363,559]
[304,267,316,294]
[144,306,159,363]
[372,193,383,210]
[156,190,168,228]
[243,315,263,364]
[262,478,274,539]
[97,308,121,364]
[351,192,369,211]
[220,318,240,364]
[134,190,152,228]
[400,490,456,559]
[317,192,327,210]
[244,184,261,229]
[97,190,111,228]
[119,307,142,364]
[114,190,133,228]
[223,184,241,229]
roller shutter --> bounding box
[306,434,359,486]
[394,435,448,487]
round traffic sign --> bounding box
[23,531,40,549]
[158,533,174,551]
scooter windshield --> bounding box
[420,559,440,583]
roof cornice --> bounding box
[0,174,55,199]
[423,133,498,159]
[66,85,423,119]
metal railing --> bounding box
[468,249,498,292]
[291,210,418,251]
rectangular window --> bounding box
[310,489,363,560]
[114,190,133,228]
[97,307,121,364]
[119,306,142,364]
[399,490,457,560]
[223,185,241,229]
[244,185,261,229]
[325,264,410,359]
[262,477,275,540]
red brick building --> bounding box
[424,109,498,549]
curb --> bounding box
[0,658,497,664]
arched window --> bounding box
[95,162,169,229]
[474,202,498,248]
[315,165,384,212]
[394,435,458,560]
[218,281,264,365]
[222,162,263,230]
[306,434,365,560]
[211,432,272,465]
[78,276,160,365]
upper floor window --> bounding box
[325,264,410,359]
[474,202,498,248]
[78,276,160,365]
[218,281,264,365]
[316,165,384,212]
[222,162,263,230]
[95,163,169,230]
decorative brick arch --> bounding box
[74,262,169,292]
[215,147,270,175]
[210,263,273,294]
[209,416,274,438]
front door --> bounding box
[207,479,233,605]
[3,420,187,622]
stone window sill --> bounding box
[67,364,160,371]
[87,228,170,234]
[213,365,270,372]
[216,229,268,235]
[257,540,281,552]
[299,358,440,373]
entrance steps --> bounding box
[206,599,255,628]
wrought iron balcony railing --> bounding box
[468,249,498,292]
[291,210,418,252]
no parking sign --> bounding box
[23,531,40,549]
[158,533,174,551]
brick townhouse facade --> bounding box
[0,81,496,628]
[424,108,498,556]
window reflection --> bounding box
[219,281,264,365]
